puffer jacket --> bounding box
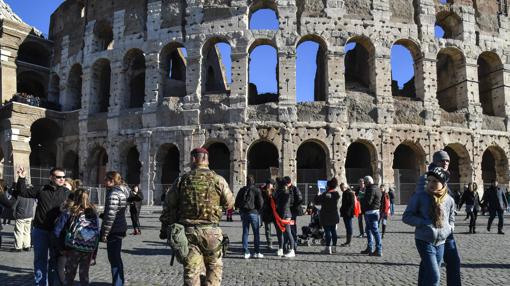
[403,191,455,246]
[101,184,129,238]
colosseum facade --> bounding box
[1,0,510,205]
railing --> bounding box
[0,165,74,188]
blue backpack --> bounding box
[65,212,100,253]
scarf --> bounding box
[269,196,294,232]
[427,186,448,228]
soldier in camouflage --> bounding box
[160,147,234,286]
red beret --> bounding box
[191,147,208,155]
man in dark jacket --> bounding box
[235,175,264,259]
[284,176,303,251]
[360,175,382,257]
[482,180,508,234]
[16,166,70,286]
[12,189,35,251]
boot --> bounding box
[341,235,351,247]
[468,226,472,234]
[472,226,476,234]
[360,247,371,254]
[332,246,337,254]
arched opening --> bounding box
[435,11,463,40]
[296,37,327,102]
[247,141,279,183]
[124,146,141,185]
[248,43,278,105]
[391,40,422,100]
[89,147,108,186]
[63,151,79,179]
[123,49,146,109]
[90,59,111,114]
[444,144,472,195]
[478,52,505,117]
[17,41,50,67]
[93,20,114,52]
[160,43,187,98]
[30,119,61,187]
[48,75,60,106]
[17,71,46,99]
[393,143,425,204]
[203,39,232,93]
[481,147,509,187]
[156,144,180,203]
[344,37,375,95]
[296,141,327,184]
[206,142,231,185]
[345,142,376,186]
[436,48,467,112]
[67,64,83,110]
[249,1,278,30]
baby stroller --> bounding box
[297,203,324,246]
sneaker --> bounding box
[253,253,264,259]
[369,251,383,257]
[244,253,251,259]
[276,249,283,257]
[498,230,505,235]
[284,249,295,258]
[22,247,30,252]
[360,248,371,254]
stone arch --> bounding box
[66,64,83,111]
[436,47,468,112]
[481,145,509,186]
[296,35,328,102]
[121,145,141,185]
[155,143,180,188]
[93,19,113,52]
[17,71,47,99]
[296,140,328,184]
[88,146,108,186]
[202,37,231,93]
[344,35,376,96]
[392,141,426,204]
[29,118,61,170]
[247,140,279,183]
[17,41,51,67]
[345,140,378,186]
[63,150,79,179]
[249,0,279,30]
[204,141,231,185]
[248,39,279,105]
[123,49,146,109]
[477,51,505,117]
[391,39,424,100]
[90,58,111,114]
[444,143,472,194]
[160,42,187,98]
[435,10,463,40]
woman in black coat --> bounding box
[459,182,481,234]
[128,185,144,235]
[339,183,355,247]
[260,179,276,249]
[273,178,295,258]
[314,178,340,254]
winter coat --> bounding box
[361,184,381,213]
[314,190,340,226]
[101,184,129,238]
[274,187,293,219]
[0,192,16,231]
[482,186,509,211]
[16,178,70,231]
[403,192,455,246]
[54,208,99,252]
[13,195,35,220]
[340,191,355,218]
[128,189,144,216]
[260,188,274,223]
[234,184,264,214]
[289,185,303,217]
[459,190,481,212]
[380,192,391,217]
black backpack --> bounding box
[239,186,255,211]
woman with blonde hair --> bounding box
[459,182,481,234]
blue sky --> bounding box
[6,1,422,101]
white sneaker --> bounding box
[253,253,264,259]
[244,253,251,259]
[277,249,283,256]
[284,249,295,258]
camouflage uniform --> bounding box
[160,165,234,286]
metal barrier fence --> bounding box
[0,164,75,188]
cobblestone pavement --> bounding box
[0,207,509,285]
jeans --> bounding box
[241,212,261,254]
[276,224,294,252]
[32,227,59,286]
[364,212,382,253]
[467,210,478,228]
[444,234,461,286]
[263,221,273,245]
[488,209,505,231]
[323,225,338,246]
[416,239,445,286]
[358,215,364,235]
[107,235,124,286]
[290,215,298,250]
[390,203,395,215]
[343,217,353,236]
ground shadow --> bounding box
[122,247,171,256]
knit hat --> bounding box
[426,167,450,185]
[432,150,450,164]
[363,175,374,185]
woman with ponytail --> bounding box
[403,167,456,286]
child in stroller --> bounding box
[298,202,324,246]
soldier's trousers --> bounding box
[183,226,223,286]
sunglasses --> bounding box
[54,176,66,179]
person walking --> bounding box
[0,181,16,249]
[159,147,234,286]
[360,176,382,257]
[11,184,35,251]
[260,179,276,250]
[16,167,70,286]
[235,175,264,259]
[314,178,340,254]
[482,180,508,235]
[388,186,395,216]
[273,178,296,258]
[127,185,144,235]
[339,183,355,247]
[355,178,366,238]
[379,185,391,239]
[100,171,130,286]
[54,188,100,286]
[458,182,481,234]
[403,167,455,286]
[283,176,303,252]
